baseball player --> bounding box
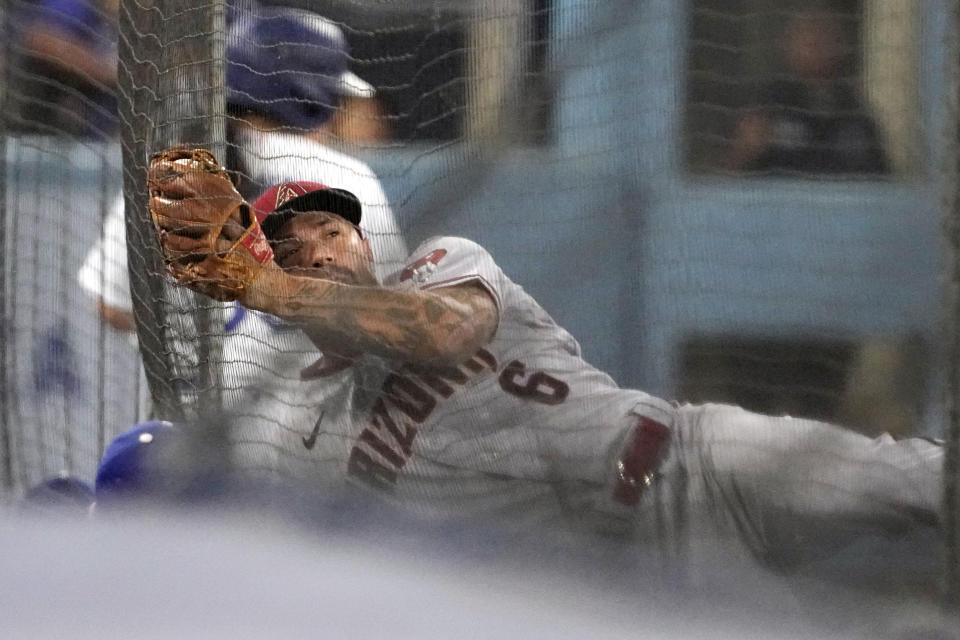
[147,154,944,568]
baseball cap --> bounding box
[253,181,363,240]
[95,420,180,503]
[227,8,375,131]
[21,474,95,513]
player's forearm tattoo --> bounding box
[264,276,496,365]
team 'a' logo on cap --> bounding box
[400,249,447,283]
[275,183,306,209]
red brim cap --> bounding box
[254,183,363,240]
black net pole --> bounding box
[0,0,13,495]
[941,0,960,611]
[118,0,227,422]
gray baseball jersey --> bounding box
[260,236,666,531]
[275,236,944,563]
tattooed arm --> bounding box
[245,268,498,366]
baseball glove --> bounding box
[147,148,274,302]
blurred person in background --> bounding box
[837,335,927,438]
[12,0,119,138]
[326,94,395,147]
[19,473,95,515]
[77,193,134,332]
[92,420,189,507]
[724,9,888,176]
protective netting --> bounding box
[0,0,958,608]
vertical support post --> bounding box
[118,0,228,421]
[198,0,228,411]
[941,0,960,611]
[0,0,13,495]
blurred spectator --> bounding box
[20,474,95,515]
[326,95,394,146]
[12,0,119,139]
[725,10,889,176]
[837,335,926,438]
[76,193,134,333]
[94,420,183,506]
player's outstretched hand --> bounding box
[147,148,275,302]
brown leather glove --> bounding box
[147,148,274,302]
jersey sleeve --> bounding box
[77,195,131,310]
[397,236,505,313]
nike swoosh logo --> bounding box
[302,411,325,450]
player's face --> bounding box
[272,211,377,286]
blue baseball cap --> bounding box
[22,475,95,513]
[227,8,374,131]
[95,420,180,502]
